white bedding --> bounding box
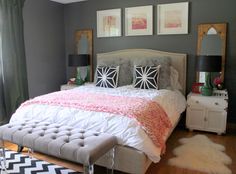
[10,84,186,162]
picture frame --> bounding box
[125,5,153,36]
[97,8,121,38]
[157,2,189,35]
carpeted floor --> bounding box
[168,134,232,174]
[0,149,82,174]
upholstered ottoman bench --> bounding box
[0,120,117,174]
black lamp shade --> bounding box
[196,55,222,72]
[68,54,90,67]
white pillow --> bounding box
[170,66,182,90]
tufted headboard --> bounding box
[97,49,187,95]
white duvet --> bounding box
[10,84,186,162]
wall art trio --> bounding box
[96,2,189,37]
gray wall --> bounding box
[23,0,66,98]
[64,0,236,123]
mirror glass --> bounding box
[196,23,227,83]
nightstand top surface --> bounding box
[61,84,78,87]
[188,91,228,99]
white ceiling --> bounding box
[50,0,87,4]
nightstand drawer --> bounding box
[187,96,227,109]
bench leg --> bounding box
[84,165,94,174]
[0,141,7,173]
[17,145,24,153]
[27,148,34,159]
[111,147,115,174]
[106,147,116,174]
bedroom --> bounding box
[0,0,235,174]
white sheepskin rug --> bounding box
[168,135,232,174]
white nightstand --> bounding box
[60,84,78,90]
[186,91,228,135]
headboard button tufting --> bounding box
[79,143,84,147]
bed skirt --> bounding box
[96,145,152,174]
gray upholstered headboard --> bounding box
[97,49,187,95]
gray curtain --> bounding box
[0,0,28,124]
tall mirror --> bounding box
[75,29,93,81]
[196,23,227,83]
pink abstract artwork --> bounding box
[132,14,147,30]
[103,16,116,33]
[164,10,182,28]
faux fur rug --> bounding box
[168,135,232,174]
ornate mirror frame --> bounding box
[196,23,227,82]
[75,29,93,81]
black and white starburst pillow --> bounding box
[95,66,119,88]
[134,65,161,89]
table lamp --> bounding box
[68,54,90,85]
[196,55,222,96]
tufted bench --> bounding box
[0,120,117,174]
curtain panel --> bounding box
[0,0,28,124]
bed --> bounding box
[10,49,187,174]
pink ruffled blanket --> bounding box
[20,90,172,152]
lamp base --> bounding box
[201,72,213,96]
[76,77,84,86]
[201,86,213,96]
[76,67,85,86]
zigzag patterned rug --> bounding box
[0,150,82,174]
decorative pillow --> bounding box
[95,66,119,88]
[133,65,161,89]
[133,56,171,89]
[96,57,132,86]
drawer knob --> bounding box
[204,117,208,122]
[215,102,219,105]
[195,101,199,104]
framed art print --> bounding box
[157,2,189,35]
[125,5,153,36]
[97,8,121,38]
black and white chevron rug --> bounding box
[0,150,82,174]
